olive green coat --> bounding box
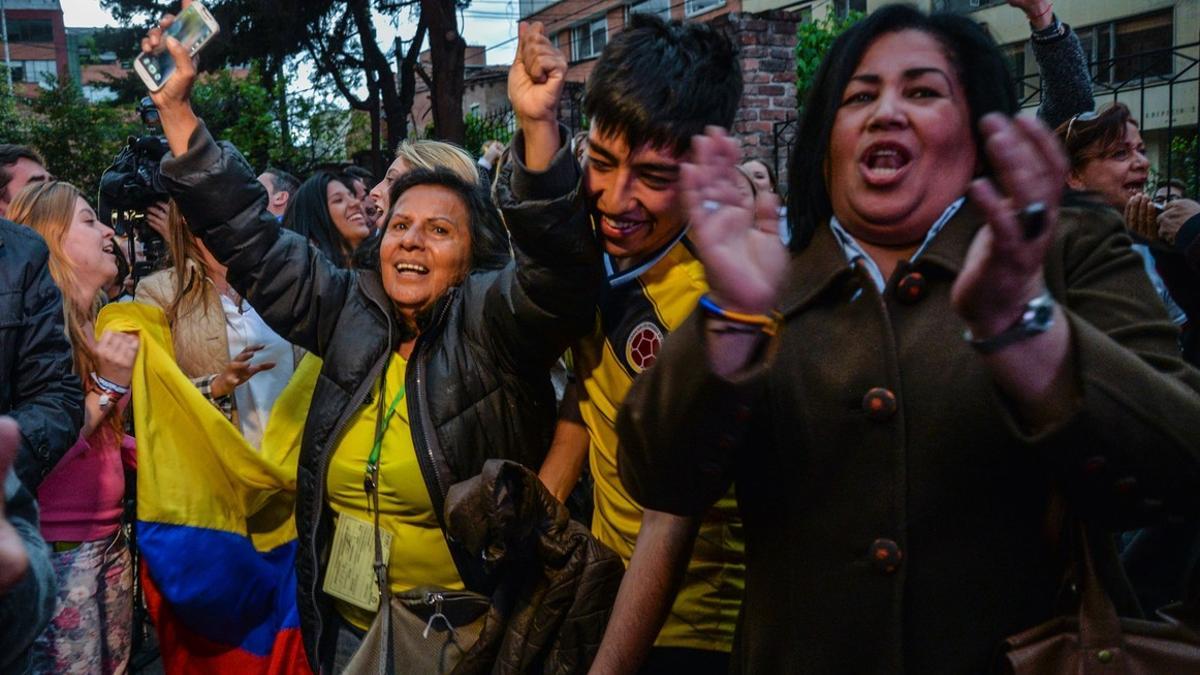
[617,201,1200,674]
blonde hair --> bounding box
[9,182,121,432]
[394,140,480,185]
[163,199,220,325]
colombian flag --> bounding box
[98,303,316,674]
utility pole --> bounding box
[0,0,13,91]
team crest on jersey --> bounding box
[625,321,664,373]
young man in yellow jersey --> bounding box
[510,14,745,674]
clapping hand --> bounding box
[953,114,1067,339]
[1158,199,1200,246]
[683,127,789,316]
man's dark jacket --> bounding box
[447,459,624,674]
[0,219,82,489]
[160,123,601,672]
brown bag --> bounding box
[342,586,490,675]
[341,467,493,675]
[998,525,1200,674]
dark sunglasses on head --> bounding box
[1064,110,1100,143]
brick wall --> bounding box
[711,10,801,192]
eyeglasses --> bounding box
[1064,110,1100,143]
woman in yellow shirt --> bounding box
[143,23,603,672]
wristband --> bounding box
[699,295,782,336]
[90,372,130,396]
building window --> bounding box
[1076,10,1174,83]
[7,19,54,43]
[572,17,607,62]
[19,60,58,88]
[627,0,671,23]
[685,0,725,18]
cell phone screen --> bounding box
[138,5,215,88]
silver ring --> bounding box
[1018,201,1047,240]
[701,199,721,213]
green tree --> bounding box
[0,69,26,143]
[795,11,865,110]
[26,77,137,200]
[191,68,279,170]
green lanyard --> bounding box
[364,383,406,493]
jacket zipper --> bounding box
[409,296,454,518]
[307,282,395,668]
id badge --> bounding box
[322,512,393,612]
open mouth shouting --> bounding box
[859,142,914,187]
[1123,179,1147,200]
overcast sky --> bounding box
[60,1,521,66]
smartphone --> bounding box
[1153,201,1166,212]
[134,2,220,92]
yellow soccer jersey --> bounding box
[577,236,744,652]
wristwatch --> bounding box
[963,290,1056,355]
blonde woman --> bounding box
[364,139,481,229]
[9,181,138,675]
[136,201,291,450]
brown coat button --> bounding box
[862,387,897,421]
[896,272,926,303]
[870,538,903,574]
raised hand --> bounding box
[1006,0,1055,30]
[683,127,789,315]
[509,21,567,170]
[211,345,276,399]
[0,417,28,593]
[1124,193,1159,242]
[144,200,172,240]
[93,330,141,389]
[140,0,199,157]
[952,114,1067,339]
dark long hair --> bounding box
[282,171,360,268]
[786,5,1019,249]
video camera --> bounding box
[98,97,170,281]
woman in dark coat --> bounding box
[616,6,1200,673]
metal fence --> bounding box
[471,81,587,147]
[771,40,1200,193]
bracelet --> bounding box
[90,372,130,396]
[699,295,782,336]
[1030,2,1053,22]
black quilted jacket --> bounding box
[160,123,602,672]
[0,219,82,490]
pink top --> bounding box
[37,417,137,543]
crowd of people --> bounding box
[1,0,1199,673]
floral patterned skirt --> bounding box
[30,531,133,675]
